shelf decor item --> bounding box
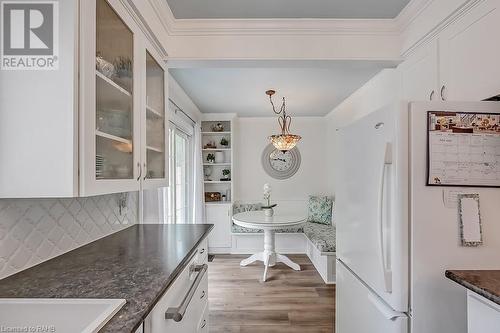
[207,153,215,163]
[220,137,229,147]
[113,56,132,92]
[262,183,277,217]
[203,166,212,181]
[204,141,216,149]
[96,54,115,78]
[205,192,221,202]
[211,123,224,132]
[266,89,301,152]
[215,151,224,163]
[221,169,231,181]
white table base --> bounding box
[239,229,300,282]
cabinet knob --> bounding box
[201,319,207,329]
[143,163,147,180]
[429,90,435,101]
[440,85,446,101]
[199,248,205,254]
[200,290,206,299]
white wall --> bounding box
[169,73,203,123]
[234,117,330,207]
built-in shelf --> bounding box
[146,145,163,153]
[96,130,132,144]
[202,131,231,135]
[146,105,163,117]
[205,201,231,205]
[96,71,131,97]
[204,180,232,184]
[203,163,231,166]
[202,148,231,151]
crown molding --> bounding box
[394,0,434,32]
[168,18,399,36]
[123,0,168,57]
[147,0,469,56]
[148,0,416,36]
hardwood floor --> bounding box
[208,254,335,333]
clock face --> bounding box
[261,144,301,180]
[270,151,293,172]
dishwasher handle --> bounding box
[165,264,208,322]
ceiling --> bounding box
[169,62,392,117]
[165,0,411,19]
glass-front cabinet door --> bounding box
[141,46,168,189]
[80,0,141,195]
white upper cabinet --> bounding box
[80,0,142,196]
[439,0,500,101]
[400,0,500,102]
[399,39,440,102]
[141,46,169,189]
[0,0,168,198]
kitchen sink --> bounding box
[0,298,126,333]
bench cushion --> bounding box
[303,222,336,253]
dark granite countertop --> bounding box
[446,270,500,306]
[0,224,213,332]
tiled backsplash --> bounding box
[0,192,138,279]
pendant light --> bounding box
[266,89,301,152]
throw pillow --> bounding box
[308,195,333,225]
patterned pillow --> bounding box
[233,202,262,214]
[307,196,333,225]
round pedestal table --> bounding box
[232,210,306,282]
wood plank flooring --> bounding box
[208,254,335,333]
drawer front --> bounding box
[197,302,209,333]
[145,253,208,333]
[196,238,208,264]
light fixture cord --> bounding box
[269,95,290,135]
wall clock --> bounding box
[261,144,301,180]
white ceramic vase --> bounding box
[264,208,274,217]
[215,151,224,163]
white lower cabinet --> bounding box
[144,241,209,333]
[206,204,232,251]
[467,290,500,333]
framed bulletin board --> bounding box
[427,111,500,187]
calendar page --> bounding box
[427,111,500,187]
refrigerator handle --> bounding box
[378,142,393,293]
[368,293,406,321]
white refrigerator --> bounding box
[335,101,500,333]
